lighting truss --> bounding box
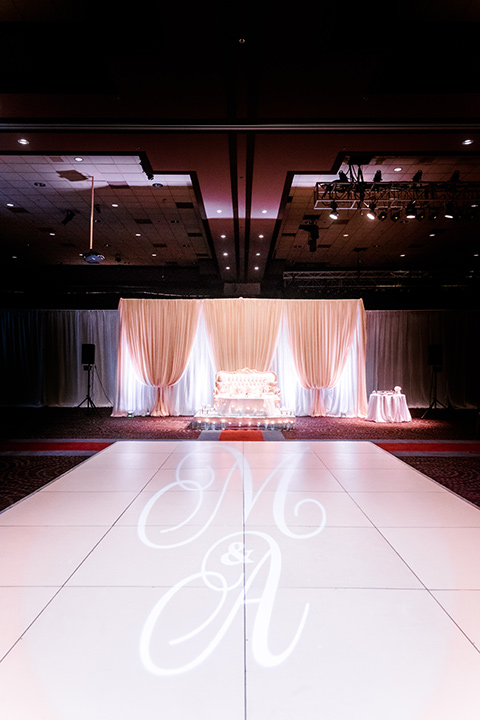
[283,269,476,290]
[313,181,480,212]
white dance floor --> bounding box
[1,440,480,719]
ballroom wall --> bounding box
[1,307,478,412]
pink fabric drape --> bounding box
[285,299,366,416]
[203,298,283,372]
[119,298,201,416]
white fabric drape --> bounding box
[0,309,119,407]
[118,298,201,416]
[2,307,477,413]
[283,299,366,416]
[203,297,283,372]
[113,298,367,417]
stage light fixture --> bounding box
[366,203,377,220]
[61,210,76,226]
[373,170,382,183]
[329,202,339,220]
[450,170,460,182]
[406,202,417,219]
[429,210,438,221]
[445,202,455,219]
[412,170,423,183]
[391,210,401,222]
[378,210,388,221]
[338,171,349,182]
[416,208,425,221]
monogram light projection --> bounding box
[137,445,327,676]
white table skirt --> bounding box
[366,392,412,423]
[214,396,277,416]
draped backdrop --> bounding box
[1,306,477,413]
[112,297,368,418]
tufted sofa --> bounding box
[213,367,281,416]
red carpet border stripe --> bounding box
[375,441,480,456]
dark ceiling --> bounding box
[1,9,480,309]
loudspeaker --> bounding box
[428,344,442,367]
[81,343,95,365]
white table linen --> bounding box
[366,392,412,423]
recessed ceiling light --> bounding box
[12,255,17,259]
[429,232,435,237]
[7,203,14,207]
[254,266,259,270]
[462,139,474,145]
[261,209,267,214]
[393,167,402,172]
[49,232,55,236]
[474,253,479,257]
[74,157,84,162]
[220,234,226,239]
[18,138,29,145]
[223,252,228,256]
[34,182,46,187]
[259,234,264,238]
[256,252,260,256]
[217,209,222,214]
[111,204,119,207]
[343,233,349,237]
[226,266,230,270]
[400,254,406,257]
[152,182,163,188]
[135,233,141,236]
[152,253,157,257]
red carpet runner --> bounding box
[218,430,265,441]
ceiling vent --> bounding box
[134,218,153,224]
[187,232,203,237]
[176,202,194,209]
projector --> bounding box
[82,249,105,264]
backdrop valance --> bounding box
[113,297,368,418]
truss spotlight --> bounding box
[378,210,388,221]
[429,210,438,221]
[338,171,349,183]
[450,170,460,183]
[406,202,417,219]
[373,170,382,183]
[366,203,377,220]
[412,170,423,183]
[329,202,339,220]
[416,208,425,221]
[445,202,455,219]
[391,210,401,222]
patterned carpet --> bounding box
[1,407,479,512]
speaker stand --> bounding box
[76,364,98,412]
[422,367,447,418]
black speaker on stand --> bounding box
[77,343,97,411]
[422,344,447,418]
